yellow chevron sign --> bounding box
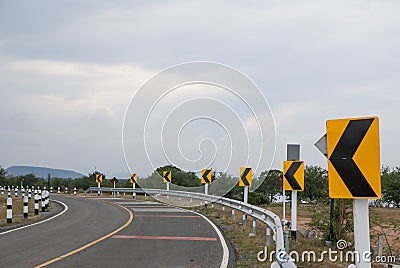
[239,167,252,187]
[95,174,103,184]
[201,169,212,184]
[130,173,137,184]
[283,161,304,191]
[163,171,172,183]
[327,116,381,199]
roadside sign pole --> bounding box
[291,190,297,239]
[97,182,100,196]
[353,199,371,268]
[287,144,300,239]
[133,182,136,199]
[282,189,286,226]
[243,186,249,204]
[204,183,209,196]
[166,181,170,199]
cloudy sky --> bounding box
[1,1,399,179]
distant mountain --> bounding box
[5,166,85,179]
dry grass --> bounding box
[193,203,399,267]
[0,195,44,226]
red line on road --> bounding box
[134,215,201,218]
[111,235,217,241]
[126,206,173,208]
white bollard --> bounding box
[34,190,39,215]
[58,187,60,194]
[23,195,28,218]
[15,187,18,197]
[65,187,68,194]
[50,186,53,193]
[28,188,32,199]
[1,186,4,195]
[74,187,77,195]
[22,187,25,197]
[7,194,12,223]
[40,190,45,212]
[44,189,49,210]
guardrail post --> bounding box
[144,193,147,200]
[232,209,235,221]
[211,202,214,211]
[242,213,246,227]
[23,195,28,218]
[222,206,225,216]
[377,236,383,257]
[252,218,257,234]
[34,190,39,215]
[284,230,290,253]
[266,227,271,246]
[7,193,12,223]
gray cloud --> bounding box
[1,1,399,177]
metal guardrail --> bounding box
[86,187,296,268]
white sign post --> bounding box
[243,186,249,204]
[352,199,371,268]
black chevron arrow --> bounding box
[164,171,171,182]
[240,168,251,186]
[329,118,377,197]
[284,162,303,190]
[202,169,211,183]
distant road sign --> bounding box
[130,173,137,184]
[201,169,212,184]
[163,171,171,183]
[111,177,119,184]
[327,116,380,199]
[95,174,103,183]
[314,134,327,157]
[239,167,252,187]
[283,161,304,191]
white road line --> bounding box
[0,199,68,236]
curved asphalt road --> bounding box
[0,195,232,268]
[0,195,129,268]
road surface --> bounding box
[0,195,232,268]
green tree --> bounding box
[298,165,328,203]
[255,169,283,203]
[382,166,400,206]
[155,165,201,187]
[0,166,7,185]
